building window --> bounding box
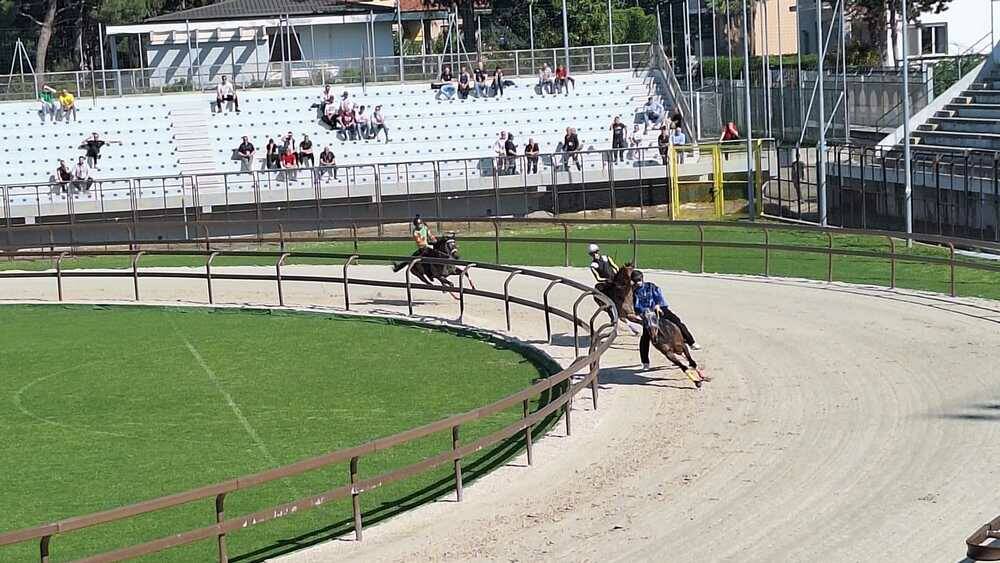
[907,23,947,55]
[268,29,303,62]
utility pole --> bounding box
[816,0,828,226]
[741,0,755,216]
[901,0,913,237]
[562,0,570,69]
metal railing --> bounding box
[0,249,618,562]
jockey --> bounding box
[392,215,439,272]
[588,243,618,283]
[630,269,701,369]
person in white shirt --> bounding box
[494,131,508,174]
[355,105,370,139]
[642,96,663,133]
[215,75,240,113]
[538,64,554,94]
[338,91,354,118]
[670,128,687,163]
[320,85,334,111]
[371,105,390,142]
[72,156,93,192]
[629,124,644,160]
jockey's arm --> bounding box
[589,263,603,281]
[607,256,619,274]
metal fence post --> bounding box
[343,255,359,310]
[503,270,522,331]
[131,251,145,301]
[948,242,956,296]
[522,399,533,465]
[458,264,475,323]
[698,225,705,273]
[206,252,219,304]
[276,253,290,306]
[452,426,463,501]
[215,493,228,563]
[39,535,50,563]
[55,252,68,301]
[631,223,638,266]
[887,236,896,289]
[763,226,770,276]
[563,223,570,266]
[350,456,363,541]
[826,232,834,283]
[492,220,500,263]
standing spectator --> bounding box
[39,85,58,122]
[720,121,740,141]
[669,109,683,131]
[538,64,554,94]
[73,156,92,192]
[524,137,540,174]
[629,124,644,160]
[504,133,518,174]
[555,64,575,95]
[236,135,255,171]
[493,131,508,174]
[437,66,456,100]
[319,146,337,180]
[458,67,472,99]
[341,107,357,140]
[563,127,581,171]
[80,132,119,171]
[610,116,627,164]
[215,75,240,113]
[265,136,280,169]
[371,105,390,142]
[321,100,338,129]
[281,131,296,154]
[280,146,298,180]
[54,159,73,193]
[642,96,664,133]
[670,126,687,163]
[491,65,505,97]
[58,89,77,122]
[298,134,315,167]
[473,62,488,97]
[657,127,670,165]
[355,105,370,139]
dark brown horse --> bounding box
[596,262,641,334]
[640,308,707,388]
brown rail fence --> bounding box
[4,217,1000,298]
[0,250,618,562]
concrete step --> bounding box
[965,90,1000,104]
[927,116,1000,134]
[943,103,1000,119]
[910,129,1000,150]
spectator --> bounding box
[80,132,119,171]
[555,64,575,95]
[474,62,488,97]
[494,131,508,174]
[629,124,644,160]
[657,127,670,165]
[338,91,354,121]
[298,134,315,167]
[524,137,540,174]
[320,84,335,112]
[279,146,298,180]
[491,65,505,97]
[281,131,296,154]
[54,159,72,193]
[341,107,357,140]
[58,89,77,122]
[538,64,554,94]
[720,121,740,141]
[371,105,390,142]
[610,116,627,164]
[72,156,92,192]
[505,133,518,174]
[319,146,337,180]
[563,127,581,171]
[437,66,456,100]
[215,75,240,113]
[265,136,280,169]
[642,96,664,133]
[355,105,370,139]
[321,99,338,129]
[669,109,683,131]
[39,85,58,122]
[236,135,255,171]
[670,127,687,163]
[458,67,472,99]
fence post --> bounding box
[458,264,475,323]
[55,252,68,301]
[763,226,770,277]
[131,251,145,301]
[522,399,533,465]
[350,456,363,541]
[206,252,220,304]
[826,232,834,283]
[948,242,956,297]
[631,223,638,266]
[563,223,570,266]
[405,258,420,316]
[343,255,359,311]
[215,493,228,563]
[698,225,705,273]
[275,253,290,306]
[887,236,896,289]
[542,280,561,343]
[40,535,50,563]
[492,220,501,263]
[452,426,463,501]
[503,270,522,331]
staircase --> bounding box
[168,99,223,185]
[910,67,1000,154]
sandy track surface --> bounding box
[4,265,1000,562]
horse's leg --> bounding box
[655,342,701,388]
[681,345,709,383]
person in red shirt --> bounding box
[555,64,575,95]
[280,146,298,180]
[720,121,740,141]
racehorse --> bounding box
[409,234,474,293]
[640,308,707,388]
[596,262,641,334]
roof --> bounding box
[146,0,394,23]
[397,0,491,12]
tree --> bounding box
[16,0,70,75]
[846,0,954,66]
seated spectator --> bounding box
[55,159,72,193]
[563,127,581,171]
[720,121,740,141]
[436,66,456,100]
[265,136,280,169]
[341,108,357,140]
[280,146,298,179]
[215,75,240,113]
[39,85,58,122]
[505,133,518,174]
[628,124,644,160]
[355,105,370,139]
[642,96,664,133]
[298,134,314,167]
[58,89,77,122]
[371,105,390,142]
[525,137,540,174]
[494,131,508,174]
[80,132,119,171]
[321,99,338,129]
[281,131,296,154]
[338,91,354,120]
[320,84,335,112]
[236,135,255,171]
[319,146,337,180]
[72,156,92,192]
[610,116,627,164]
[657,127,670,165]
[538,65,554,94]
[491,66,506,97]
[458,67,472,99]
[474,62,488,97]
[669,109,683,131]
[555,64,575,95]
[670,127,687,163]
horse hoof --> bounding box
[695,379,703,389]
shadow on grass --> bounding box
[230,382,568,563]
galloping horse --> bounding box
[409,234,474,292]
[596,262,640,334]
[640,308,707,388]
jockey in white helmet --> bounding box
[588,243,618,283]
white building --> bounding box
[887,0,1000,64]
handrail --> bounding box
[0,250,617,562]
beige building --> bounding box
[751,0,800,56]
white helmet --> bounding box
[588,243,600,254]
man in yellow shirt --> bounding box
[58,89,77,122]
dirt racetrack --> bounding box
[3,264,1000,562]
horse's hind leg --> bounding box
[664,348,702,388]
[682,346,708,383]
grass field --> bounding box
[0,305,558,562]
[4,222,999,301]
